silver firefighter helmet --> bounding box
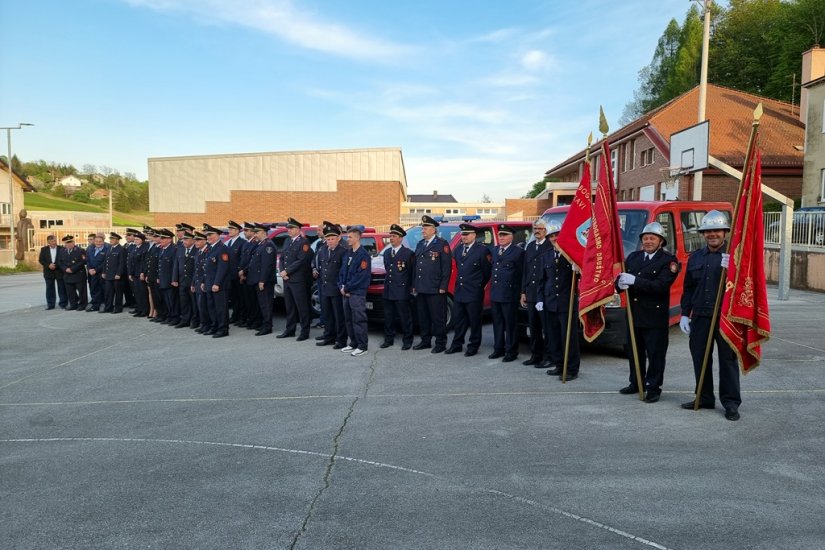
[698,210,730,232]
[639,221,667,247]
[547,220,562,235]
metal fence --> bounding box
[26,227,120,250]
[763,211,825,248]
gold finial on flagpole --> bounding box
[753,102,763,124]
[599,106,609,138]
[585,132,593,161]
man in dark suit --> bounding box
[156,229,179,325]
[192,231,211,333]
[203,223,231,338]
[128,232,149,317]
[489,224,525,362]
[520,220,552,366]
[57,235,87,310]
[446,223,491,357]
[412,215,453,353]
[380,224,416,350]
[38,234,67,310]
[171,230,196,328]
[85,233,108,311]
[537,222,581,380]
[316,223,348,348]
[225,220,245,323]
[248,224,276,336]
[239,223,261,331]
[278,217,314,341]
[102,232,127,313]
[122,229,136,309]
[616,222,680,403]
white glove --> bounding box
[679,316,691,335]
[618,273,636,286]
[535,302,544,312]
[618,282,629,290]
[571,264,580,273]
[721,253,730,269]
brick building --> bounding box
[544,84,804,206]
[149,148,407,228]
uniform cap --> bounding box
[202,223,220,235]
[134,232,146,240]
[420,215,439,227]
[243,221,256,230]
[253,223,269,233]
[698,210,730,232]
[61,235,75,243]
[193,231,207,240]
[639,221,667,246]
[177,222,195,231]
[390,224,407,237]
[109,232,122,240]
[125,228,138,236]
[286,217,302,229]
[87,233,96,239]
[324,224,342,237]
[497,224,515,235]
[227,220,242,230]
[160,228,175,238]
[458,223,477,235]
[182,231,194,239]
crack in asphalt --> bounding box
[288,349,378,550]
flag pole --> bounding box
[693,103,763,410]
[562,132,593,384]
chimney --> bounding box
[800,46,825,123]
[432,190,438,200]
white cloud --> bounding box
[123,0,412,62]
[521,50,549,71]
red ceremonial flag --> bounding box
[578,141,625,342]
[556,161,592,269]
[720,147,771,373]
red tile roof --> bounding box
[546,84,804,175]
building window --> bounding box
[476,208,498,215]
[630,140,636,170]
[444,208,464,215]
[1,202,10,215]
[640,147,657,167]
[611,148,619,183]
[410,208,432,214]
[39,219,64,229]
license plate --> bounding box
[366,301,373,310]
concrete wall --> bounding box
[765,247,825,292]
[802,81,825,206]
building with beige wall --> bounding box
[400,190,504,225]
[149,147,407,228]
[0,160,36,266]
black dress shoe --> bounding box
[59,305,67,310]
[681,400,715,410]
[379,341,393,349]
[561,373,578,381]
[413,342,431,350]
[431,346,446,354]
[174,322,189,328]
[488,351,504,359]
[45,306,55,310]
[464,349,477,357]
[619,384,639,395]
[644,392,661,403]
[522,356,541,366]
[212,331,228,338]
[546,366,562,376]
[296,334,309,342]
[203,329,216,336]
[194,328,205,334]
[276,332,295,339]
[236,321,248,328]
[724,409,740,421]
[401,344,412,350]
[534,361,551,369]
[444,347,461,355]
[316,340,334,346]
[255,329,272,336]
[332,343,347,350]
[502,354,517,363]
[315,335,327,341]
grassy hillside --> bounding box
[24,192,153,227]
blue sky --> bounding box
[1,0,694,201]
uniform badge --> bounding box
[360,260,367,269]
[221,253,229,261]
[397,260,404,271]
[669,261,679,273]
[431,251,439,261]
[266,247,273,254]
[486,253,492,263]
[302,244,309,252]
[443,245,449,254]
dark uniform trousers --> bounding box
[178,285,194,324]
[343,294,369,350]
[162,287,180,322]
[88,272,103,307]
[133,278,149,316]
[544,308,580,374]
[65,278,88,309]
[104,279,123,312]
[245,282,262,328]
[230,278,244,322]
[451,300,482,351]
[123,248,135,307]
[257,283,274,331]
[626,325,668,388]
[284,281,312,337]
[197,287,211,329]
[206,289,228,333]
[417,293,447,347]
[491,301,518,356]
[322,293,347,345]
[383,298,413,347]
[688,316,741,409]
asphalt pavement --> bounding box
[1,272,824,549]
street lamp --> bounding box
[2,122,34,267]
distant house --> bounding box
[58,175,83,188]
[90,189,110,200]
[401,189,505,224]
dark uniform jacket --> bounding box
[490,244,524,303]
[339,246,372,296]
[129,242,148,279]
[144,243,160,285]
[537,248,576,313]
[39,246,65,279]
[57,246,86,283]
[249,240,277,286]
[193,246,209,290]
[205,240,230,288]
[521,239,551,302]
[317,244,346,298]
[158,245,176,289]
[452,242,491,303]
[126,243,138,278]
[226,236,244,281]
[413,236,452,294]
[103,244,127,280]
[172,245,196,287]
[620,248,679,328]
[87,243,109,274]
[239,239,257,278]
[279,235,313,284]
[681,243,727,319]
[382,245,415,301]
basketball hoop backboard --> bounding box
[669,120,709,175]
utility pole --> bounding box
[2,123,34,267]
[693,0,712,200]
